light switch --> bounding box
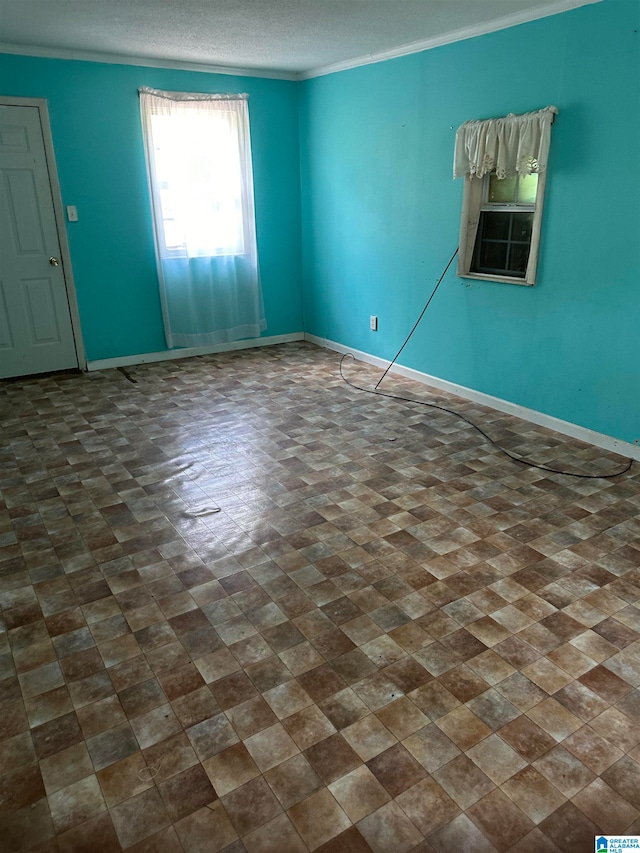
[66,205,78,222]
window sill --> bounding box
[458,271,535,287]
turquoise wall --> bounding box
[299,0,640,445]
[0,55,303,360]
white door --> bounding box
[0,104,78,378]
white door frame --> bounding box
[1,95,86,371]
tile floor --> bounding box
[1,341,639,852]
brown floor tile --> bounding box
[499,715,556,762]
[438,664,489,703]
[526,698,582,742]
[319,687,369,730]
[32,711,83,760]
[579,664,633,702]
[76,694,127,738]
[403,723,460,772]
[243,812,307,853]
[244,721,299,772]
[86,721,139,771]
[374,696,428,740]
[0,797,56,850]
[68,671,116,709]
[305,732,362,784]
[538,801,600,853]
[0,732,34,780]
[589,706,640,752]
[157,762,217,821]
[533,745,595,797]
[553,680,609,722]
[433,753,495,809]
[602,755,640,809]
[142,731,199,783]
[288,787,351,851]
[563,724,625,774]
[328,764,390,822]
[315,825,374,853]
[204,742,260,797]
[186,711,239,760]
[264,752,323,809]
[572,777,638,833]
[283,703,337,750]
[342,713,396,762]
[48,774,106,834]
[40,742,94,795]
[244,656,292,692]
[110,786,172,848]
[57,811,121,853]
[467,789,535,851]
[383,657,432,693]
[174,801,238,852]
[501,765,567,823]
[96,750,154,806]
[435,705,491,751]
[467,687,520,730]
[0,762,45,813]
[171,684,220,728]
[129,702,181,749]
[396,776,459,836]
[221,775,282,836]
[126,826,184,853]
[428,813,497,853]
[0,699,28,741]
[497,672,547,712]
[263,678,313,719]
[209,670,258,710]
[119,676,167,718]
[508,827,562,853]
[366,742,427,796]
[408,680,460,720]
[467,735,526,785]
[298,664,347,702]
[356,800,423,853]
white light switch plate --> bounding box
[66,205,78,222]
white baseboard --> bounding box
[87,332,305,371]
[305,333,640,463]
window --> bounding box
[470,171,540,280]
[140,89,255,260]
[454,106,557,286]
[139,88,265,350]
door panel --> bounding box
[24,278,61,344]
[5,170,47,254]
[0,104,78,378]
[0,281,13,348]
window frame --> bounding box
[457,168,548,287]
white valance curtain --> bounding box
[139,87,266,349]
[454,106,558,180]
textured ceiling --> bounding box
[0,0,599,78]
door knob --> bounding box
[49,257,59,266]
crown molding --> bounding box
[0,42,298,81]
[297,0,602,80]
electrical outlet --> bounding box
[370,315,378,331]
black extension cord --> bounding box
[339,251,633,480]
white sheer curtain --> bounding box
[454,106,558,179]
[139,88,266,348]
